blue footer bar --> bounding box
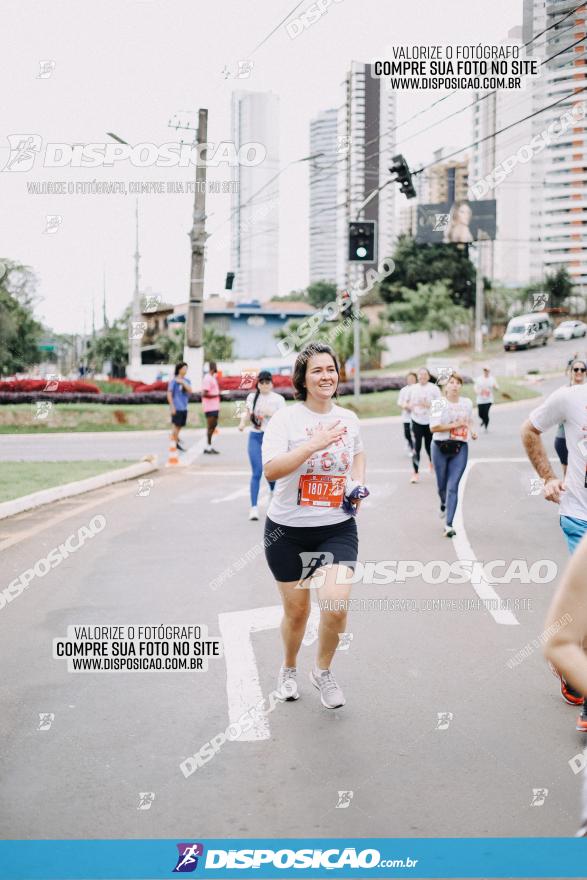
[0,838,585,879]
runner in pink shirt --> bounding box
[201,361,221,454]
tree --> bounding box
[87,319,128,375]
[274,315,389,378]
[379,235,476,309]
[204,325,233,361]
[271,290,309,302]
[306,281,337,309]
[156,326,185,363]
[386,281,471,334]
[0,260,43,374]
[545,267,574,309]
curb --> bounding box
[0,457,159,521]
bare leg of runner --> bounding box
[276,580,311,668]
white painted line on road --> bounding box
[218,603,319,742]
[182,434,207,466]
[212,487,250,504]
[453,457,520,626]
[218,605,282,741]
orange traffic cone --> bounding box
[166,432,180,467]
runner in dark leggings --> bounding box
[407,368,440,484]
[398,372,417,455]
[430,372,477,537]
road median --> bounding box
[0,456,158,521]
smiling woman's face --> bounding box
[304,353,338,401]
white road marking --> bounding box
[211,487,250,503]
[218,603,320,741]
[453,457,524,626]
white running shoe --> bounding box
[310,667,346,709]
[444,525,456,538]
[249,506,259,521]
[277,666,299,701]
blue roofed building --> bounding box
[169,297,315,360]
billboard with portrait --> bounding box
[416,199,496,244]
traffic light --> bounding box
[390,154,416,199]
[348,221,376,262]
[225,272,235,290]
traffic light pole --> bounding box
[183,108,208,392]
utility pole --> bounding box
[182,108,208,391]
[129,198,142,376]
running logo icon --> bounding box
[296,551,333,588]
[530,788,549,806]
[2,135,42,171]
[173,843,204,872]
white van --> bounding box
[503,312,553,351]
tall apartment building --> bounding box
[537,1,587,291]
[230,91,280,301]
[426,154,469,204]
[309,109,338,284]
[470,26,535,287]
[336,62,397,289]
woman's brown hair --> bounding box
[292,343,340,401]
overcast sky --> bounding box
[2,0,520,334]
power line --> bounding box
[248,0,308,56]
[414,83,587,175]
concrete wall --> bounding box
[381,331,450,366]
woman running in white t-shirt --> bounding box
[406,367,441,484]
[430,372,477,537]
[262,343,367,710]
[238,370,286,521]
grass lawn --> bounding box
[363,339,505,376]
[0,460,134,503]
[0,378,541,433]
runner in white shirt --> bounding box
[397,372,417,456]
[238,370,286,521]
[474,366,499,431]
[406,367,441,484]
[430,372,477,537]
[262,343,368,710]
[522,383,587,729]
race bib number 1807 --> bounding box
[297,474,345,508]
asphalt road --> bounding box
[1,372,585,841]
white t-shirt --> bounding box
[529,384,587,521]
[245,390,285,432]
[474,375,498,405]
[408,382,441,425]
[398,384,414,424]
[262,401,364,527]
[430,396,474,442]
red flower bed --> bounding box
[216,374,293,391]
[133,381,168,393]
[107,377,143,388]
[131,375,293,393]
[0,379,100,393]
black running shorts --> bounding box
[171,410,188,427]
[264,515,358,583]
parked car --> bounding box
[554,320,587,341]
[503,312,553,351]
